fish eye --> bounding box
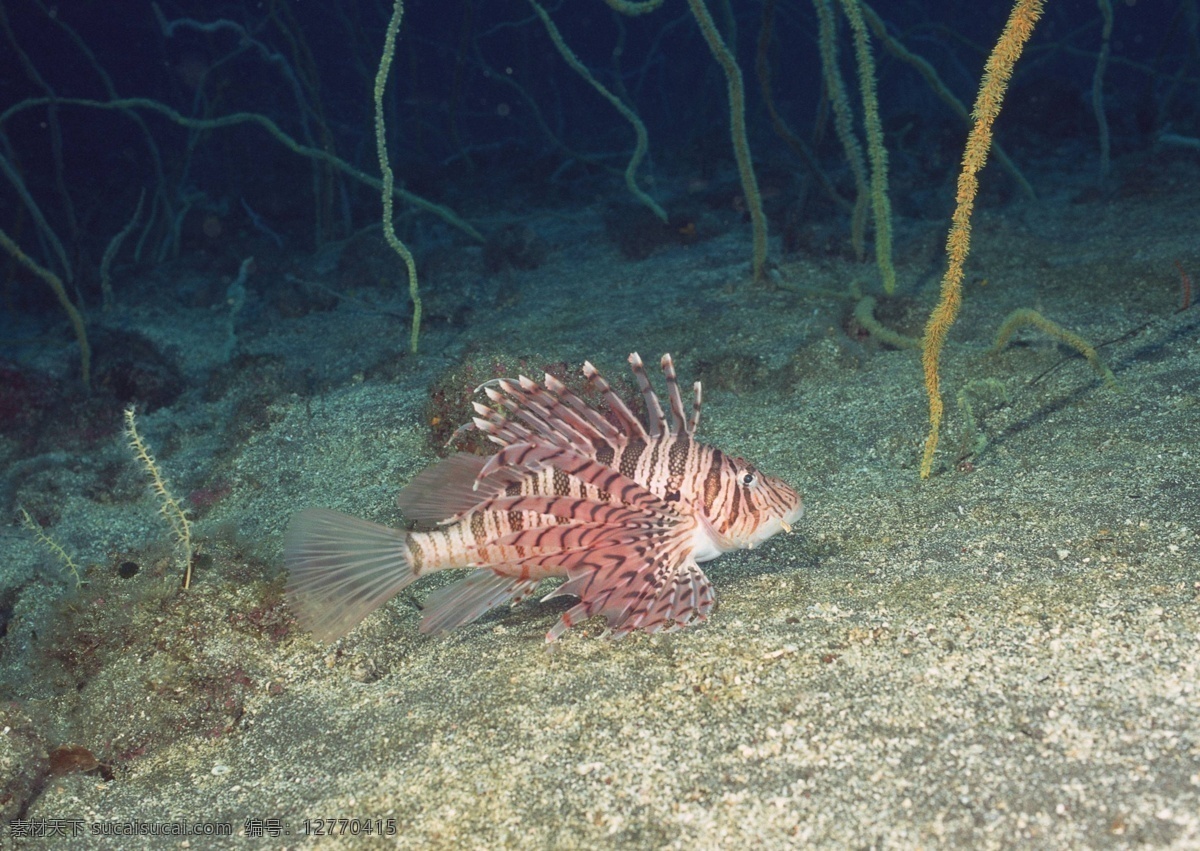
[741,472,756,487]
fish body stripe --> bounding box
[619,440,645,479]
[407,533,425,574]
[647,439,662,485]
[702,449,725,514]
[470,511,487,546]
[727,472,742,526]
[667,434,690,488]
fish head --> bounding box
[699,450,804,552]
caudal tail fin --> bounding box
[284,508,415,642]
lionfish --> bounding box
[284,353,804,643]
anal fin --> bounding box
[418,570,539,635]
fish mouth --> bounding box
[780,501,806,533]
[747,505,804,546]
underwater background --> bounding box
[1,0,1198,846]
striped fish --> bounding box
[284,353,803,642]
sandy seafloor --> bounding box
[1,155,1198,849]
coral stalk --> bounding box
[375,0,423,354]
[839,0,895,294]
[687,0,768,280]
[919,0,1045,479]
[124,407,194,588]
